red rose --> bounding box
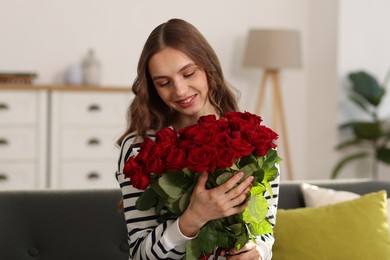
[225,111,262,132]
[198,115,229,133]
[197,114,217,124]
[165,147,187,171]
[251,126,278,156]
[213,131,232,149]
[229,136,255,158]
[178,123,202,140]
[155,127,178,158]
[216,147,236,169]
[187,146,218,173]
[136,138,157,164]
[146,154,166,175]
[123,158,150,190]
[179,124,215,145]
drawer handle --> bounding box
[0,103,9,110]
[0,138,9,146]
[87,138,100,146]
[87,172,100,180]
[0,174,8,182]
[88,104,101,112]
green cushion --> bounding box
[273,190,390,260]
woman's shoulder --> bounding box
[120,129,157,148]
[117,129,157,171]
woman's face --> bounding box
[148,47,217,127]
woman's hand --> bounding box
[179,171,253,237]
[220,240,263,260]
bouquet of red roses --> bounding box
[123,111,281,260]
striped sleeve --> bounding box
[116,131,190,260]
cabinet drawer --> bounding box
[0,163,37,190]
[60,128,119,159]
[58,162,119,189]
[0,128,36,159]
[59,92,130,125]
[0,91,37,124]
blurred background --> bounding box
[1,0,389,187]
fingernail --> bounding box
[237,172,244,178]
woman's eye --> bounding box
[157,80,169,87]
[183,70,196,78]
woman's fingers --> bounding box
[194,171,208,191]
[226,240,262,259]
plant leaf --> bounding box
[331,152,369,178]
[348,71,385,106]
[249,220,273,237]
[216,172,234,186]
[135,188,158,211]
[348,94,371,114]
[158,174,185,199]
[242,194,268,225]
[352,122,381,140]
[335,138,365,150]
[377,147,390,164]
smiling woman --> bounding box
[115,18,280,260]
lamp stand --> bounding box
[255,69,293,180]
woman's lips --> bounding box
[176,94,196,108]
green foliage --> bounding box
[332,70,390,178]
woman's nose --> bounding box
[173,79,188,96]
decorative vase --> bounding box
[82,49,102,85]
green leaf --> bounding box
[253,169,265,183]
[335,138,365,150]
[216,171,234,186]
[377,147,390,164]
[197,224,218,253]
[352,122,381,140]
[235,232,249,251]
[155,196,166,215]
[239,155,257,168]
[185,239,202,260]
[331,152,369,178]
[249,184,266,196]
[348,94,371,114]
[239,163,257,178]
[348,71,385,106]
[178,186,193,213]
[135,188,158,211]
[227,223,244,236]
[242,194,268,224]
[249,220,273,236]
[158,175,184,199]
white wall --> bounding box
[338,0,390,179]
[1,0,344,181]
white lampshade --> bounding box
[243,29,302,69]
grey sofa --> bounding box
[1,180,389,260]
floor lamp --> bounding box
[243,29,302,180]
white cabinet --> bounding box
[0,90,47,190]
[50,91,131,189]
[0,85,132,190]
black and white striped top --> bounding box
[116,130,280,260]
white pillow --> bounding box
[300,183,390,230]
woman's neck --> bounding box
[173,110,219,131]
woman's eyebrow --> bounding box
[151,63,197,81]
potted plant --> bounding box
[332,70,390,179]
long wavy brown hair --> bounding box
[117,18,239,146]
